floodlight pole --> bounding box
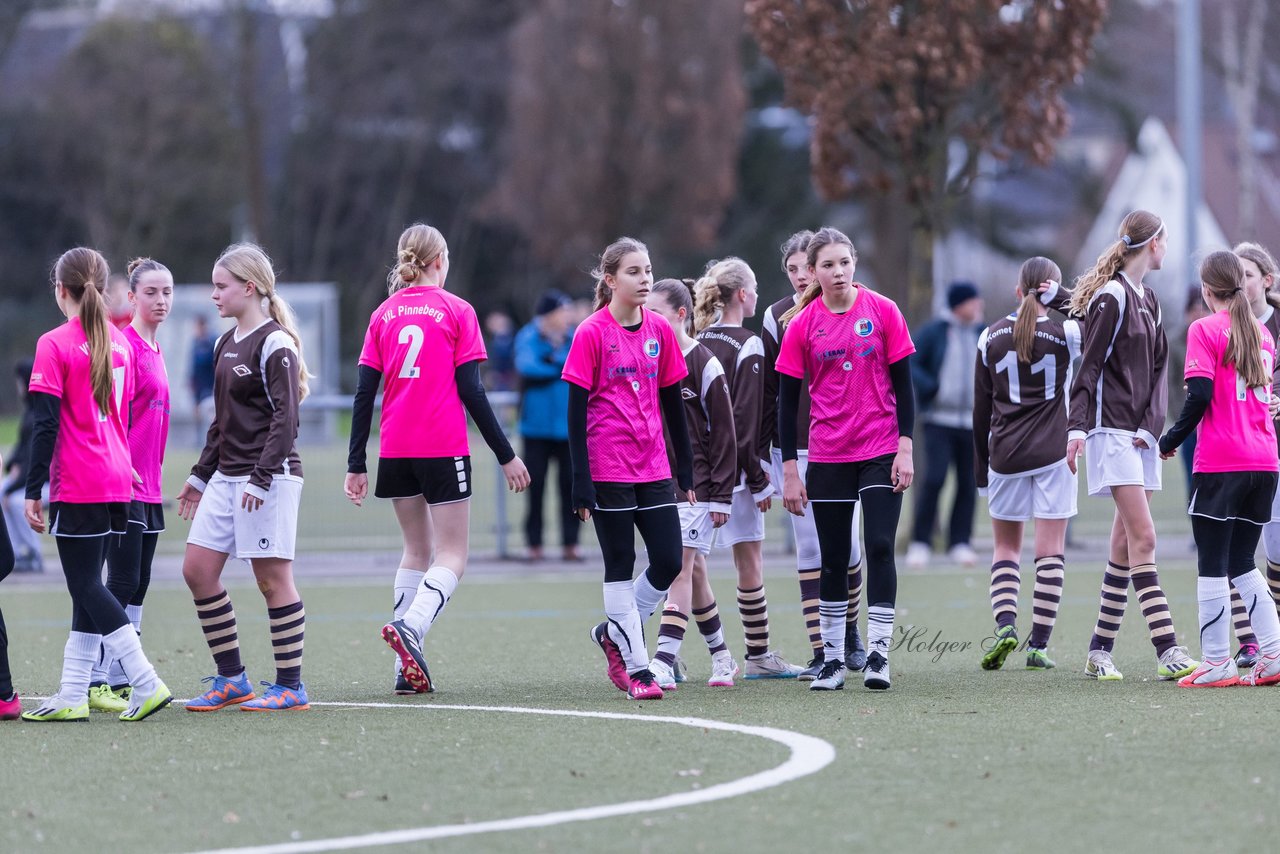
[1178,0,1202,260]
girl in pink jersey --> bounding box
[564,237,696,701]
[776,227,915,692]
[346,223,530,695]
[1159,251,1280,687]
[179,243,313,713]
[91,258,173,706]
[21,248,170,722]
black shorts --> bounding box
[128,500,165,534]
[1188,471,1278,525]
[375,456,473,504]
[49,502,129,538]
[594,479,677,512]
[807,454,895,503]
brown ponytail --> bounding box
[54,247,113,415]
[1012,256,1062,363]
[779,227,855,326]
[1202,251,1268,388]
[591,237,648,311]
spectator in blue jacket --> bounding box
[515,290,579,561]
[907,281,984,568]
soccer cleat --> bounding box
[120,681,172,721]
[185,672,256,712]
[949,543,978,567]
[649,658,678,691]
[88,683,129,713]
[1235,643,1260,670]
[394,672,421,695]
[673,655,688,684]
[744,650,803,679]
[1177,658,1239,688]
[809,659,846,691]
[21,695,89,722]
[1085,649,1123,681]
[798,652,825,682]
[110,685,132,703]
[981,625,1019,671]
[627,670,664,700]
[589,622,631,692]
[904,542,931,569]
[1239,651,1280,686]
[1025,648,1056,670]
[240,682,310,712]
[708,650,740,687]
[864,650,891,690]
[846,625,867,672]
[0,693,21,720]
[1157,646,1198,681]
[382,619,434,694]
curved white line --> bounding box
[188,701,836,854]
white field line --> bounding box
[185,701,837,854]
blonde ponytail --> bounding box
[780,281,821,326]
[692,274,724,333]
[1069,210,1163,317]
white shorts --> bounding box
[713,488,766,547]
[1084,432,1162,496]
[985,461,1077,521]
[769,448,861,569]
[678,502,716,555]
[188,473,303,560]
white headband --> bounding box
[1121,220,1165,249]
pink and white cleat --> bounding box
[707,650,740,687]
[1177,657,1239,688]
[627,669,664,700]
[591,622,631,691]
[1239,650,1280,686]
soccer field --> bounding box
[3,557,1276,854]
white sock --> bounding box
[632,570,666,622]
[125,604,144,633]
[867,604,895,656]
[90,648,109,685]
[392,568,425,675]
[102,625,159,695]
[1197,576,1231,662]
[1233,570,1280,655]
[403,566,458,638]
[107,656,128,688]
[603,580,646,673]
[60,632,100,704]
[818,600,847,664]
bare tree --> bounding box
[1219,0,1268,236]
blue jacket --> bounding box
[515,319,573,440]
[911,315,984,415]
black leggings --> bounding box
[591,506,683,587]
[1191,516,1262,579]
[813,488,902,605]
[0,513,14,696]
[57,535,130,635]
[106,526,158,607]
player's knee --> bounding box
[256,577,273,595]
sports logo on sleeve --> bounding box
[645,338,660,358]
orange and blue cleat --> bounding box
[185,672,255,712]
[240,682,310,712]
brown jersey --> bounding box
[974,314,1082,484]
[191,319,303,492]
[760,295,811,454]
[1067,274,1169,446]
[666,342,736,508]
[697,323,771,497]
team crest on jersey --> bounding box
[644,338,660,358]
[233,365,252,377]
[855,318,874,337]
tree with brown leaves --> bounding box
[747,0,1107,319]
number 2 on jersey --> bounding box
[398,324,424,379]
[994,352,1056,405]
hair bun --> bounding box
[397,262,420,284]
[126,257,146,277]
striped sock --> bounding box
[736,585,770,659]
[989,560,1020,630]
[866,604,894,656]
[846,561,864,630]
[268,601,305,689]
[654,605,688,667]
[1130,563,1176,657]
[1028,555,1064,650]
[818,599,847,663]
[1089,561,1130,653]
[693,603,728,655]
[798,568,822,655]
[1267,561,1280,615]
[1230,586,1258,647]
[194,590,244,678]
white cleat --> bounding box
[809,659,846,691]
[744,650,803,679]
[863,650,891,690]
[1084,649,1123,681]
[708,650,740,687]
[904,542,931,569]
[648,658,678,691]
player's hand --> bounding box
[576,506,592,522]
[1160,447,1176,461]
[711,511,729,528]
[756,495,772,512]
[344,472,368,507]
[503,457,531,493]
[1269,393,1280,419]
[1132,436,1149,450]
[685,489,697,506]
[24,498,44,533]
[1066,438,1084,474]
[177,483,203,521]
[892,448,914,493]
[241,490,264,513]
[782,462,807,516]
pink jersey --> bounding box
[1183,311,1278,473]
[562,306,688,482]
[122,325,170,503]
[359,285,487,458]
[29,319,134,503]
[775,286,915,463]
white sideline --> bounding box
[187,701,837,854]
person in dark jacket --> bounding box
[907,281,984,568]
[2,359,42,572]
[515,291,579,561]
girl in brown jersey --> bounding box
[1065,210,1197,682]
